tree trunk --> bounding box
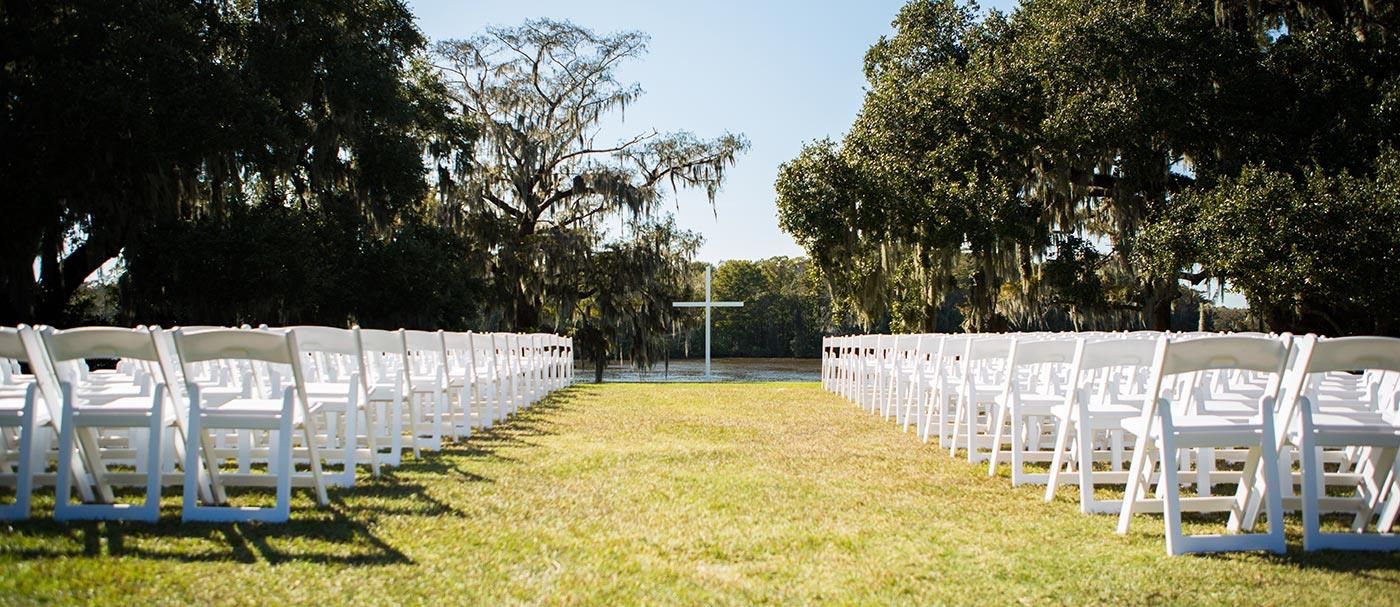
[514,297,541,331]
[0,258,37,325]
[1148,293,1173,331]
[35,235,124,325]
[594,354,606,383]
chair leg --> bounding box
[1045,413,1072,502]
[273,410,294,522]
[965,397,979,464]
[1118,429,1155,535]
[0,394,38,520]
[1078,415,1097,513]
[140,398,165,521]
[1010,409,1027,485]
[365,401,381,477]
[339,394,360,487]
[1377,462,1400,532]
[1160,435,1185,556]
[1302,441,1324,550]
[76,426,114,503]
[1352,447,1398,532]
[1228,447,1263,532]
[948,395,963,457]
[300,420,329,506]
[1259,432,1287,553]
[406,394,421,458]
[988,401,1009,478]
[54,404,77,518]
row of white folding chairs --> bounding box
[821,331,1400,554]
[0,325,574,523]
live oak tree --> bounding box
[777,0,1398,333]
[1138,153,1400,335]
[433,19,748,331]
[572,220,700,382]
[2,0,466,325]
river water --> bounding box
[590,357,820,383]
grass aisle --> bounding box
[3,382,1399,604]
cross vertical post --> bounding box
[705,265,712,377]
[672,264,744,378]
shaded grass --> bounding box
[2,382,1398,605]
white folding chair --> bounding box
[987,336,1077,485]
[0,326,95,519]
[1282,335,1400,550]
[900,334,940,434]
[950,335,1013,464]
[176,328,329,523]
[922,334,968,447]
[885,335,923,423]
[43,327,189,521]
[403,329,448,450]
[442,331,483,437]
[357,328,411,465]
[495,333,523,417]
[1044,336,1158,513]
[290,326,372,486]
[471,332,506,426]
[1116,334,1290,555]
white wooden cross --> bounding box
[672,265,743,377]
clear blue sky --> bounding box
[409,0,1019,264]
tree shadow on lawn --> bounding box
[0,388,583,566]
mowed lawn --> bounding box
[3,383,1399,605]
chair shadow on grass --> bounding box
[401,386,577,474]
[1191,513,1400,580]
[0,499,412,566]
[990,460,1400,578]
[0,387,583,566]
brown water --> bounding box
[592,357,820,383]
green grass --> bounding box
[3,382,1399,605]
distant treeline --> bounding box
[620,257,1258,360]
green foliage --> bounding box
[776,0,1400,334]
[9,5,743,362]
[700,257,836,358]
[572,221,700,382]
[3,0,470,326]
[433,20,747,332]
[1139,152,1400,334]
[122,205,486,329]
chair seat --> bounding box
[1289,412,1400,446]
[1122,414,1265,444]
[202,398,286,416]
[0,385,31,399]
[1196,399,1259,416]
[305,381,353,398]
[366,384,399,401]
[998,393,1062,411]
[1077,402,1142,421]
[409,376,443,391]
[72,395,157,416]
[195,384,246,406]
[0,395,29,417]
[76,383,147,402]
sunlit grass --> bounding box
[3,382,1398,604]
